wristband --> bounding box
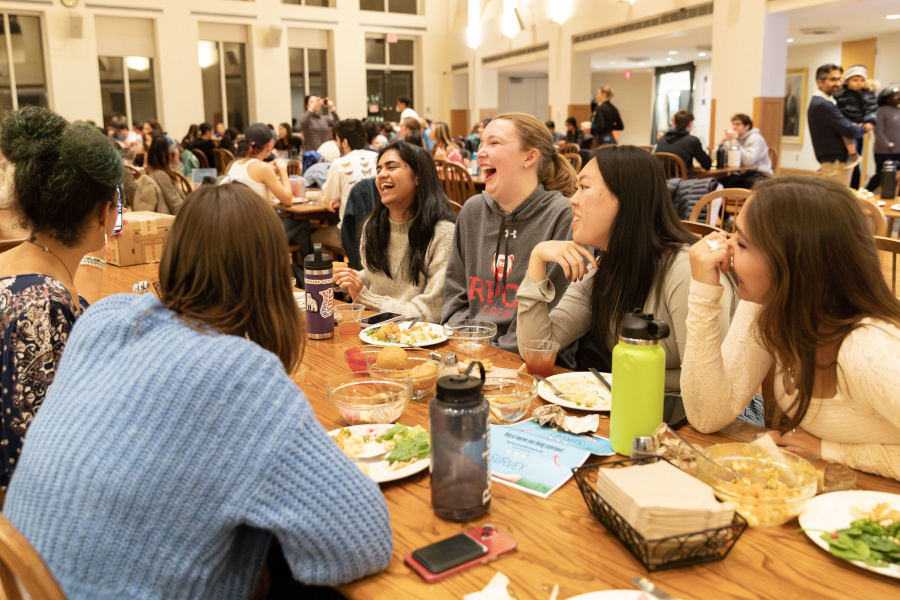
[80,255,107,270]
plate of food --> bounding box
[360,322,446,347]
[798,490,900,579]
[536,372,613,411]
[328,423,430,483]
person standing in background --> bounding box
[807,63,866,186]
[866,84,900,192]
[834,64,878,189]
[396,95,419,121]
[591,86,624,146]
[300,95,339,153]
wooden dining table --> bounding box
[691,166,759,180]
[99,264,900,599]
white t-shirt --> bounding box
[317,140,340,163]
[400,107,419,121]
[322,149,378,223]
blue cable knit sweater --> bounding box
[4,293,393,600]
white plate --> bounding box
[537,372,613,411]
[566,592,645,600]
[798,490,900,579]
[877,200,886,206]
[327,424,430,484]
[892,204,900,212]
[359,322,446,347]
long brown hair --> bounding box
[746,176,900,431]
[158,184,304,371]
[430,121,459,155]
[491,112,577,197]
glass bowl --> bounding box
[366,353,446,402]
[325,373,412,425]
[482,372,537,424]
[344,348,382,373]
[443,320,498,363]
[697,443,819,527]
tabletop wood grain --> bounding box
[102,264,900,599]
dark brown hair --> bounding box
[492,112,577,197]
[158,183,304,372]
[745,176,900,431]
[672,110,694,130]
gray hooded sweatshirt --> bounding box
[441,184,573,353]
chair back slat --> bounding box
[436,162,475,206]
[681,220,725,239]
[688,188,752,232]
[856,197,888,237]
[653,152,688,180]
[558,143,580,153]
[875,235,900,295]
[561,152,582,173]
[0,513,66,600]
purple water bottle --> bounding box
[304,243,334,339]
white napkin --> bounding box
[463,572,517,600]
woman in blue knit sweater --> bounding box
[4,184,393,599]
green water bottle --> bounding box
[610,311,670,456]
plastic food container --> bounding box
[697,443,818,527]
[326,373,412,425]
[367,354,446,402]
[443,320,498,363]
[483,372,537,424]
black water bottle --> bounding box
[881,161,897,200]
[716,145,728,170]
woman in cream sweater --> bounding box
[683,176,900,480]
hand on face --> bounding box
[532,240,598,282]
[689,232,731,287]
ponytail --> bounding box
[543,151,577,197]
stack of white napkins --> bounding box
[596,461,734,540]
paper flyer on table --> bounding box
[489,419,613,499]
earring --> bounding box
[104,233,108,245]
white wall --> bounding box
[498,76,548,121]
[590,71,654,147]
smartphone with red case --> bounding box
[404,525,517,583]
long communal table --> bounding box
[102,264,900,599]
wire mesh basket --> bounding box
[572,456,747,572]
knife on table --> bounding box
[632,576,676,600]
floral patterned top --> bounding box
[0,275,87,490]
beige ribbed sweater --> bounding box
[682,280,900,480]
[357,219,454,322]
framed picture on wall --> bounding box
[783,69,806,145]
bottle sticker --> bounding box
[318,287,334,318]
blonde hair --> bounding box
[430,122,459,154]
[491,112,577,197]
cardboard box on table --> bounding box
[106,211,175,266]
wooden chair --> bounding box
[875,235,900,295]
[287,159,302,177]
[767,147,779,176]
[172,171,194,196]
[0,511,66,600]
[213,148,235,176]
[447,199,464,215]
[653,152,688,180]
[681,220,725,239]
[193,151,210,170]
[558,143,580,153]
[124,164,142,182]
[638,145,654,152]
[561,152,582,173]
[856,197,888,237]
[436,161,475,206]
[689,188,753,232]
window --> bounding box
[360,0,417,15]
[0,13,48,114]
[283,0,331,5]
[99,56,157,129]
[365,35,416,123]
[288,28,331,129]
[199,40,249,131]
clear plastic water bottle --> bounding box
[303,243,334,339]
[610,311,670,456]
[430,362,491,521]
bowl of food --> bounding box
[697,443,819,527]
[482,372,537,424]
[443,320,497,363]
[326,372,412,425]
[366,347,445,402]
[344,347,383,373]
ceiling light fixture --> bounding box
[549,0,574,25]
[887,14,900,20]
[668,51,678,55]
[467,0,481,48]
[698,52,707,57]
[786,38,794,43]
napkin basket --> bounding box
[572,456,747,572]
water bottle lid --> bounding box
[620,309,670,342]
[304,243,333,270]
[437,361,486,403]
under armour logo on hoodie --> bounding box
[504,229,517,239]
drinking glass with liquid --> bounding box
[522,340,559,378]
[334,304,365,335]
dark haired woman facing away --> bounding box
[4,183,392,598]
[683,176,900,479]
[334,140,454,322]
[0,106,124,490]
[517,145,737,390]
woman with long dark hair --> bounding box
[274,122,302,158]
[135,134,186,214]
[683,176,900,479]
[334,140,454,322]
[4,184,393,597]
[516,145,737,389]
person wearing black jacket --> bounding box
[591,86,624,145]
[654,110,711,177]
[188,122,217,168]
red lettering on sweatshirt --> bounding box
[468,276,518,309]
